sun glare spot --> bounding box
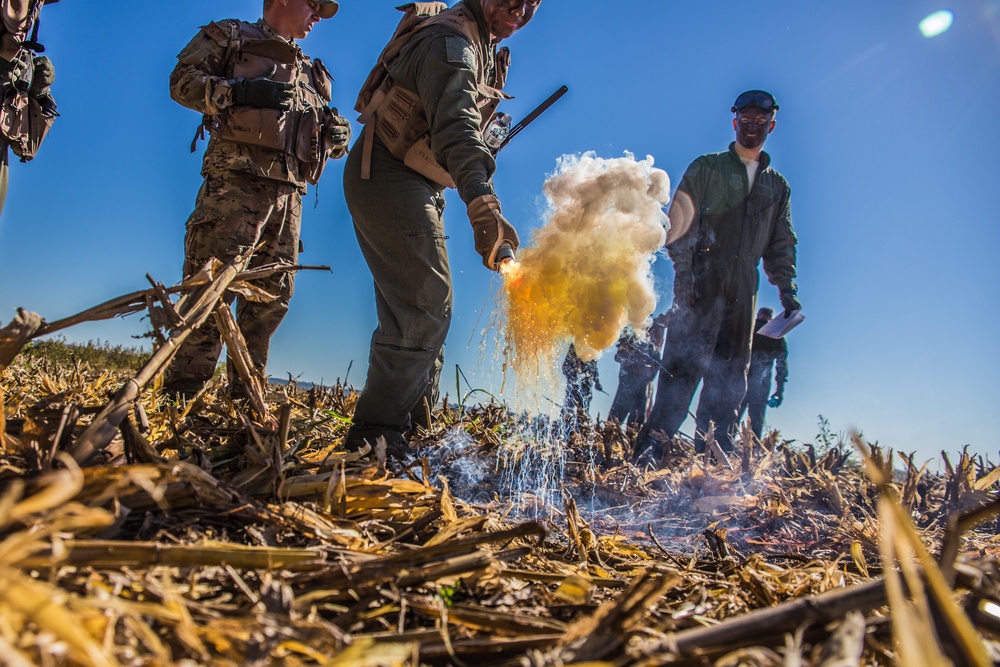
[919,10,954,38]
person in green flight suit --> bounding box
[342,0,542,455]
[636,90,801,460]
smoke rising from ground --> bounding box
[502,152,670,380]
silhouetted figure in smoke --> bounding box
[635,90,801,460]
[561,343,601,425]
[738,307,788,440]
[609,313,669,428]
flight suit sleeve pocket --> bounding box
[443,35,476,69]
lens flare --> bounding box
[919,10,954,38]
[501,152,669,388]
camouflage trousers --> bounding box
[164,170,302,393]
[342,130,451,442]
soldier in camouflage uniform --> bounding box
[0,0,59,214]
[560,343,601,424]
[609,315,668,428]
[342,0,541,453]
[164,0,351,397]
[0,0,57,110]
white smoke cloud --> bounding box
[503,152,670,371]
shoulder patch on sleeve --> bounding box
[443,35,476,68]
[201,21,231,46]
[177,21,235,69]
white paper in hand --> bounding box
[757,310,804,339]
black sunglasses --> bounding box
[732,90,779,113]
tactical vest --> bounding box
[0,0,56,162]
[199,20,336,185]
[355,1,509,188]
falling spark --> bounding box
[501,152,669,388]
[919,10,954,38]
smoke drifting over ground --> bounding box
[502,152,670,380]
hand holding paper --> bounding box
[758,310,804,339]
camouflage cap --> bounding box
[316,0,339,19]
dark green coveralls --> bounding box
[640,143,797,453]
[343,0,501,446]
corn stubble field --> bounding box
[2,338,1000,667]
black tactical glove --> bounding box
[779,289,802,318]
[325,108,351,159]
[467,194,520,271]
[230,75,294,110]
[27,55,56,116]
[672,271,695,309]
[28,55,54,93]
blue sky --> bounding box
[1,0,998,462]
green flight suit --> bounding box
[640,143,798,454]
[343,0,502,446]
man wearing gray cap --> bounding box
[164,0,352,399]
[636,90,801,461]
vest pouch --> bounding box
[217,106,288,152]
[374,85,426,158]
[234,39,298,80]
[222,36,297,151]
[214,35,321,157]
[358,3,503,189]
[293,106,331,185]
[0,89,54,162]
[403,136,455,189]
[372,85,453,187]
